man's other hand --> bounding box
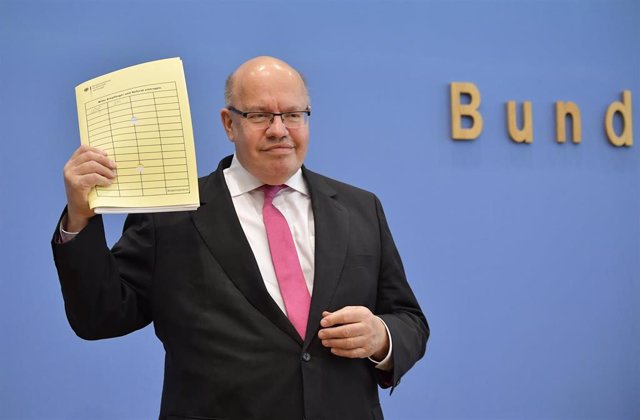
[318,306,390,361]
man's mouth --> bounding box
[263,144,294,152]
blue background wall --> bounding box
[1,0,638,418]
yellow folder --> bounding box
[75,57,199,213]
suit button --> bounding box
[302,352,311,362]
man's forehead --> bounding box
[235,75,307,108]
[236,90,308,111]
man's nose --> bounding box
[265,115,288,137]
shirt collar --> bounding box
[224,154,309,197]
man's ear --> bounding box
[220,108,235,142]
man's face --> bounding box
[221,63,309,185]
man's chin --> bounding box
[262,164,302,185]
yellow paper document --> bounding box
[75,57,199,213]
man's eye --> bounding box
[248,113,270,122]
[285,113,302,121]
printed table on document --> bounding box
[84,82,191,197]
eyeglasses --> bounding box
[228,106,311,129]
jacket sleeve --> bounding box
[373,196,430,391]
[51,210,155,340]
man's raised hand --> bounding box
[63,145,116,231]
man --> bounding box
[52,56,429,420]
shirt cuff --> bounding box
[369,316,393,371]
[58,214,80,243]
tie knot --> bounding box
[261,184,286,200]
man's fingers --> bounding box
[318,322,364,340]
[321,336,366,350]
[64,146,117,193]
[68,149,116,172]
[69,144,93,159]
[79,173,114,188]
[320,306,367,327]
[66,173,113,202]
[72,144,109,159]
[72,159,117,180]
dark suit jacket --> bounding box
[52,155,429,420]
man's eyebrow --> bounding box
[242,105,270,112]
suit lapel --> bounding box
[192,157,302,345]
[302,169,349,348]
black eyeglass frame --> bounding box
[227,106,311,124]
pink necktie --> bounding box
[261,185,311,339]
